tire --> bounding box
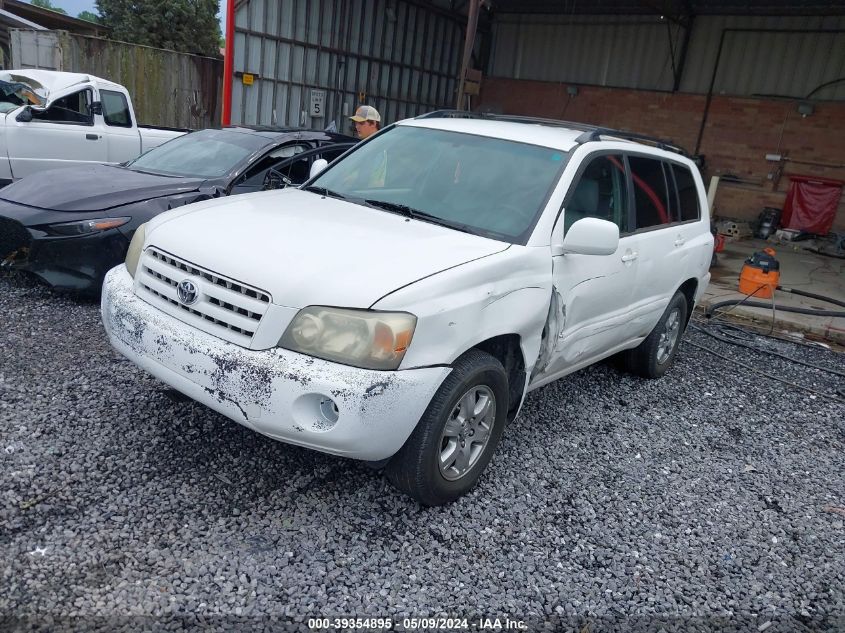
[623,291,688,379]
[386,349,508,506]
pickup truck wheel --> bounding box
[623,291,688,379]
[386,349,508,506]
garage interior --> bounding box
[228,0,845,342]
[466,0,845,342]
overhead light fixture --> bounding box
[797,102,814,118]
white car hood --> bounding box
[145,188,509,308]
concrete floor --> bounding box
[698,236,845,345]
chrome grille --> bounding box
[136,247,271,345]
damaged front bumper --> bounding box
[101,265,451,461]
[1,213,128,293]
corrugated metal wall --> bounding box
[232,0,464,132]
[11,29,223,128]
[490,15,682,91]
[680,16,845,100]
[490,14,845,100]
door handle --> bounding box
[621,250,638,263]
[674,237,686,247]
[85,134,99,140]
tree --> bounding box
[32,0,68,14]
[95,0,221,56]
[77,10,101,23]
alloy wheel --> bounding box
[437,386,496,481]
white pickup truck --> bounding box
[0,69,187,184]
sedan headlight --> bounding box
[279,306,416,370]
[124,223,147,279]
[46,217,131,236]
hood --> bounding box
[0,164,204,212]
[146,188,510,308]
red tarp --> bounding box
[781,175,843,235]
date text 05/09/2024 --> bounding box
[308,617,528,630]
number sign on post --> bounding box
[310,90,326,118]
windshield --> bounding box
[126,129,268,178]
[0,78,45,112]
[310,125,568,242]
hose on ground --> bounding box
[705,299,845,318]
[689,322,845,378]
[779,286,845,309]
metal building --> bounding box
[227,0,465,133]
[225,1,845,131]
[489,12,845,100]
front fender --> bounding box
[372,246,553,376]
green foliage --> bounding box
[31,0,68,14]
[77,10,101,23]
[95,0,221,56]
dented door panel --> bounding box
[534,233,640,382]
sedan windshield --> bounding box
[126,129,268,178]
[310,125,569,243]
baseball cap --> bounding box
[349,105,381,123]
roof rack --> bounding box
[417,110,689,157]
[574,128,688,156]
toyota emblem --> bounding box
[177,279,199,305]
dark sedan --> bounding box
[0,126,355,294]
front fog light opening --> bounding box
[292,393,341,433]
[319,398,340,425]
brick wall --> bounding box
[478,77,845,232]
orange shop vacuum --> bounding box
[738,248,780,298]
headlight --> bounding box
[45,217,131,236]
[124,223,147,279]
[279,306,416,371]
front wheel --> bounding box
[623,291,688,378]
[386,349,508,506]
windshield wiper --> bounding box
[303,185,347,200]
[364,199,476,235]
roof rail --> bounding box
[417,110,689,156]
[574,128,689,156]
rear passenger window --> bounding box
[101,90,132,128]
[671,163,701,222]
[564,154,628,234]
[629,156,671,229]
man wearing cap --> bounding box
[349,105,381,140]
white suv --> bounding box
[101,112,713,505]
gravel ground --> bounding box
[1,271,844,632]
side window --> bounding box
[284,153,313,183]
[31,89,93,125]
[239,143,309,187]
[671,163,701,222]
[101,90,132,127]
[318,145,349,163]
[628,155,672,230]
[564,154,628,234]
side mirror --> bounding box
[559,217,619,256]
[309,158,328,179]
[16,107,32,123]
[91,101,103,115]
